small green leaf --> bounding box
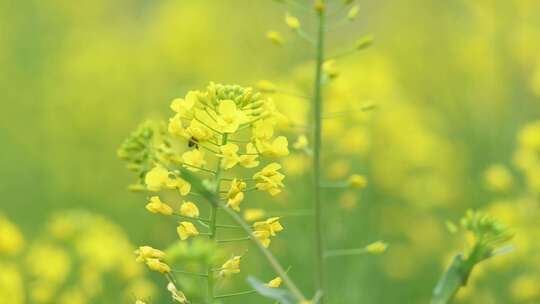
[247,276,295,304]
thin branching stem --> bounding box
[312,4,327,302]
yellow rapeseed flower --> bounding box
[179,201,200,218]
[134,246,166,263]
[239,143,260,168]
[348,174,368,189]
[365,241,388,254]
[253,163,285,196]
[243,208,266,222]
[266,31,284,45]
[293,135,308,150]
[285,13,300,30]
[145,258,171,273]
[220,256,242,276]
[216,100,247,133]
[145,196,173,216]
[226,178,247,211]
[219,143,241,169]
[177,222,199,240]
[170,91,197,119]
[182,149,206,171]
[253,230,272,247]
[0,215,25,256]
[266,276,282,288]
[145,164,170,191]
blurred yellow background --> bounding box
[1,0,540,303]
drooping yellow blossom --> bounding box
[243,208,266,222]
[134,246,166,263]
[256,80,277,93]
[145,258,171,274]
[253,163,285,195]
[145,164,170,191]
[254,217,284,236]
[216,100,247,133]
[365,241,388,254]
[219,143,241,169]
[239,143,260,168]
[145,196,173,216]
[226,178,247,211]
[0,215,25,255]
[219,256,242,276]
[348,174,368,189]
[483,164,513,192]
[266,31,284,45]
[347,5,360,20]
[266,276,283,288]
[285,13,300,30]
[293,135,308,150]
[177,222,199,240]
[253,230,272,248]
[168,177,191,196]
[179,201,200,218]
[182,149,206,171]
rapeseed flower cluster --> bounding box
[120,83,291,302]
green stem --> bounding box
[216,237,250,243]
[312,4,327,302]
[324,248,367,258]
[215,290,257,298]
[207,133,228,303]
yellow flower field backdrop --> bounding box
[1,0,540,303]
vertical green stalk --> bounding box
[312,4,326,302]
[207,133,228,303]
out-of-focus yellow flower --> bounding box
[253,163,285,195]
[323,60,339,79]
[266,31,284,45]
[365,241,388,254]
[145,196,173,216]
[0,263,24,304]
[219,143,241,169]
[483,164,513,192]
[220,256,241,276]
[243,208,266,222]
[510,274,540,302]
[135,246,166,263]
[185,119,213,142]
[145,258,171,274]
[135,300,147,304]
[285,13,300,30]
[266,276,282,288]
[518,120,540,151]
[0,215,25,256]
[179,201,199,218]
[216,100,247,133]
[182,149,206,171]
[145,164,170,191]
[348,174,368,189]
[226,178,247,212]
[293,135,308,150]
[26,243,71,284]
[177,222,199,240]
[347,5,360,20]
